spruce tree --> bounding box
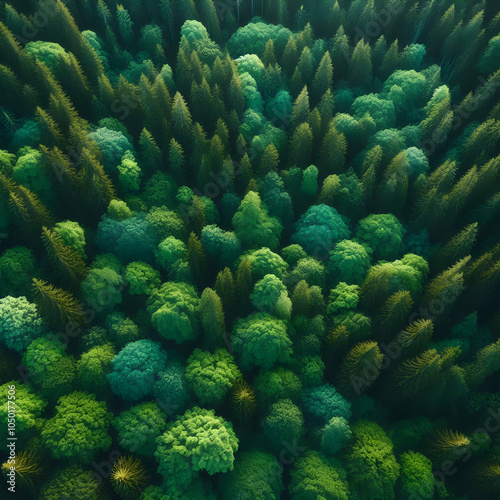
[199,287,226,349]
[32,278,86,328]
[41,226,87,283]
[319,121,347,177]
[312,51,333,102]
[348,40,372,88]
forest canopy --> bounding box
[0,0,500,499]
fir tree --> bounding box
[32,278,86,328]
[41,226,87,283]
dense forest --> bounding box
[0,0,500,498]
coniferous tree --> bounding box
[339,341,383,396]
[312,51,333,101]
[236,257,253,309]
[214,267,236,322]
[172,91,193,147]
[291,86,311,128]
[331,26,350,79]
[436,223,478,271]
[117,5,134,45]
[168,138,185,183]
[376,291,413,340]
[187,231,207,283]
[41,226,87,283]
[348,40,372,88]
[199,287,226,349]
[32,278,86,328]
[319,121,347,177]
[139,128,162,174]
[289,123,313,169]
[281,35,299,76]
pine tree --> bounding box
[420,87,453,141]
[190,50,204,85]
[200,287,226,349]
[159,0,174,41]
[317,89,335,129]
[190,122,208,175]
[372,35,387,71]
[375,151,409,215]
[214,267,236,322]
[235,153,253,194]
[1,175,53,232]
[428,5,456,52]
[426,429,471,463]
[199,0,221,41]
[444,166,479,225]
[176,46,193,95]
[312,51,333,101]
[381,39,400,79]
[169,138,185,183]
[297,47,314,85]
[318,174,340,205]
[259,144,279,175]
[361,164,377,207]
[436,223,478,270]
[291,85,310,128]
[339,341,383,396]
[41,226,87,283]
[48,90,81,134]
[348,39,372,88]
[190,195,207,234]
[281,35,299,76]
[229,74,245,115]
[291,280,311,316]
[231,379,256,420]
[187,231,207,283]
[172,91,193,146]
[78,147,116,211]
[289,123,313,168]
[32,278,86,328]
[198,134,225,189]
[376,291,413,340]
[0,64,23,112]
[391,349,441,400]
[139,128,162,174]
[326,325,351,363]
[308,108,322,149]
[290,66,305,97]
[460,120,500,167]
[117,5,134,45]
[395,319,434,358]
[215,118,230,151]
[331,26,350,79]
[319,121,347,177]
[40,145,79,196]
[35,107,64,147]
[296,22,314,51]
[262,39,277,67]
[423,256,471,318]
[236,257,252,310]
[60,52,91,106]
